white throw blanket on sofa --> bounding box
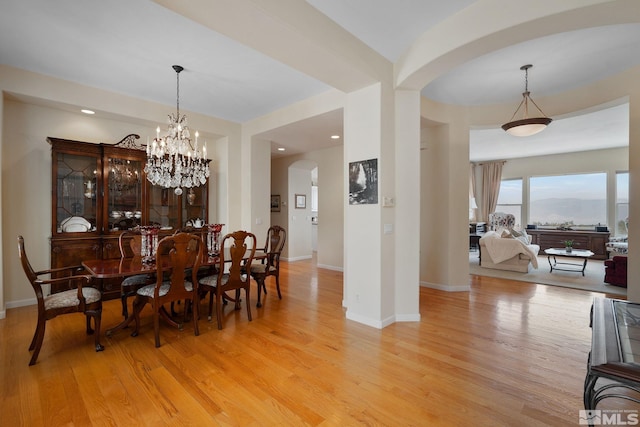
[481,231,539,268]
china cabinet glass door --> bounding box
[56,152,98,233]
[149,186,180,230]
[105,156,143,231]
[183,186,208,227]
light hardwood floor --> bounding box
[0,258,635,426]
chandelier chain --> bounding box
[176,67,180,118]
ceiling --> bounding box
[0,1,637,160]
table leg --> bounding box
[582,258,588,276]
[106,312,135,337]
[548,255,554,273]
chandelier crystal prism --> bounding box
[501,64,552,137]
[144,65,210,195]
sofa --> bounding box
[479,231,540,273]
[604,255,627,288]
[606,217,628,257]
[479,212,540,273]
[606,235,628,256]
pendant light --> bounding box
[501,64,552,137]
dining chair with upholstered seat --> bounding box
[118,230,155,319]
[250,225,286,307]
[198,230,256,329]
[17,235,104,365]
[130,232,202,347]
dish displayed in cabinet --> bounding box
[60,216,92,232]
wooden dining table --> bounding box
[82,250,266,280]
[82,249,267,336]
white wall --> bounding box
[288,166,313,261]
[210,136,228,225]
[250,138,272,241]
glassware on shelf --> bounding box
[207,224,224,256]
[84,179,96,199]
[140,225,160,263]
[187,188,196,206]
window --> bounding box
[616,172,629,235]
[496,179,523,229]
[529,173,606,228]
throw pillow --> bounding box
[510,229,529,246]
[501,230,513,238]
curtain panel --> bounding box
[480,161,505,222]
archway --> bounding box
[285,160,318,262]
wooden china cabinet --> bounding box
[49,134,209,299]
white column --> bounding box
[627,93,640,302]
[344,83,385,327]
[419,110,471,291]
[344,83,421,327]
[0,94,4,319]
[394,90,421,321]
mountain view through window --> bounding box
[529,173,606,228]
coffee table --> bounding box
[544,248,595,276]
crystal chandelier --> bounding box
[144,65,210,195]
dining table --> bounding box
[82,248,267,337]
[82,250,266,280]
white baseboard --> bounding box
[420,281,471,292]
[6,297,36,309]
[346,309,395,329]
[317,263,343,272]
[345,311,419,327]
[282,255,313,262]
[396,313,421,322]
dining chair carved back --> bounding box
[17,235,104,365]
[168,228,215,316]
[131,233,203,347]
[198,230,256,329]
[117,230,154,319]
[250,225,286,307]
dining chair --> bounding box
[198,230,256,329]
[250,225,286,307]
[130,233,202,347]
[17,235,104,365]
[169,227,215,316]
[118,230,155,319]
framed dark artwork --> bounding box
[295,194,306,209]
[349,158,378,205]
[271,194,281,212]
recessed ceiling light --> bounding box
[81,109,95,115]
[277,147,285,151]
[330,135,340,139]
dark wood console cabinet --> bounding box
[49,135,209,299]
[526,229,610,260]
